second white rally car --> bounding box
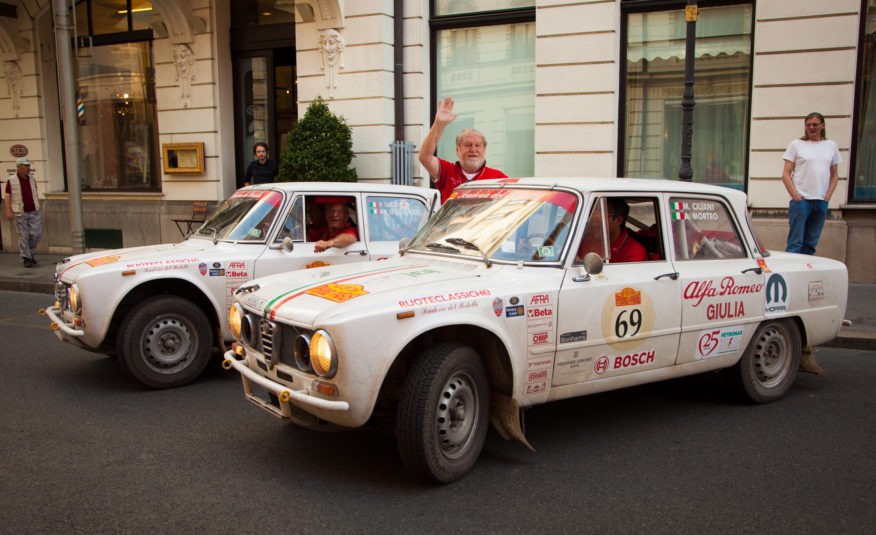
[43,182,438,388]
[222,177,848,483]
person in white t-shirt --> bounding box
[781,112,841,255]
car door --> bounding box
[253,192,370,278]
[666,194,766,365]
[553,194,682,389]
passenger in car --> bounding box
[308,199,359,252]
[576,198,648,263]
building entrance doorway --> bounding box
[233,47,296,185]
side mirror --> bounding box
[281,236,294,253]
[583,252,603,275]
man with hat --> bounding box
[5,157,42,267]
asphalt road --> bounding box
[1,290,874,534]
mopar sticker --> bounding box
[765,273,789,314]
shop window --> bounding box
[852,0,876,201]
[76,40,158,191]
[621,3,753,190]
[432,2,536,178]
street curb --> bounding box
[0,280,54,295]
[818,331,876,351]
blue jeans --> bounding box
[786,199,827,255]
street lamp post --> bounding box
[678,0,697,182]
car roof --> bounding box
[465,177,748,204]
[241,182,437,197]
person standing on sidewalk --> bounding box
[781,112,841,255]
[242,142,279,187]
[5,157,42,268]
[418,97,507,203]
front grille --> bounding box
[260,319,276,359]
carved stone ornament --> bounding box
[5,60,22,117]
[319,29,345,98]
[173,44,196,107]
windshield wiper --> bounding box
[445,237,492,268]
[426,242,461,253]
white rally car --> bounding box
[222,177,848,483]
[43,182,439,388]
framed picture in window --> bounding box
[162,142,205,174]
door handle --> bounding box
[345,249,368,256]
[741,266,762,275]
[654,272,679,280]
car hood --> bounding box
[55,238,242,281]
[239,255,496,326]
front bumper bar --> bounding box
[43,306,85,337]
[222,350,349,418]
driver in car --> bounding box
[576,198,647,263]
[307,199,359,253]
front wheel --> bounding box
[116,296,213,389]
[731,319,801,403]
[397,343,490,483]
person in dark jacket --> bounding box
[243,142,279,186]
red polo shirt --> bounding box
[436,157,507,203]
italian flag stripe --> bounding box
[672,212,686,220]
[671,201,686,210]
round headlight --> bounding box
[309,330,337,378]
[293,333,313,372]
[229,304,243,340]
[69,284,82,315]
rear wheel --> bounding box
[397,343,489,483]
[731,319,800,403]
[116,296,213,389]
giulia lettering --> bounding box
[707,301,745,320]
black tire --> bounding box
[397,343,490,484]
[116,296,213,389]
[731,319,801,403]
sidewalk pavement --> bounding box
[0,251,873,350]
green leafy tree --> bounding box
[278,97,358,182]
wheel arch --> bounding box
[375,324,514,411]
[108,278,220,347]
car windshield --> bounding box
[407,188,579,263]
[193,189,284,242]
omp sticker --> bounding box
[306,283,368,303]
[600,287,654,351]
[85,255,120,267]
[808,281,824,303]
[696,326,744,359]
[765,273,789,314]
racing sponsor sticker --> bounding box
[505,305,524,317]
[600,287,654,351]
[559,330,587,344]
[493,297,504,317]
[594,350,656,374]
[199,262,207,275]
[306,283,368,303]
[696,325,744,359]
[526,292,556,348]
[86,255,120,267]
[764,273,789,314]
[808,281,824,303]
[555,350,592,370]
